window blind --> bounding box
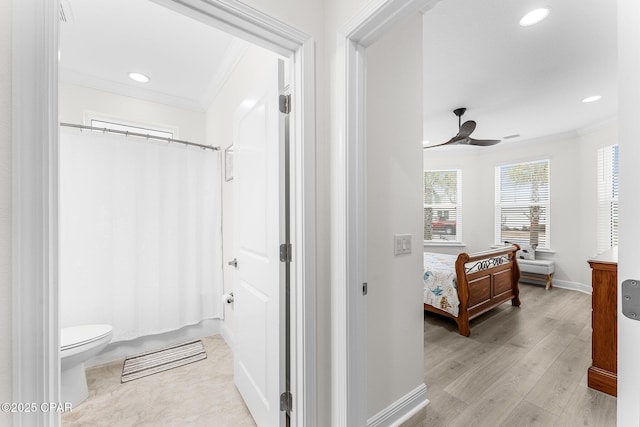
[495,159,550,249]
[424,169,462,242]
[597,144,619,253]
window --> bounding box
[424,169,462,242]
[90,119,174,139]
[597,144,619,252]
[495,159,550,249]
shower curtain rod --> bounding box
[60,122,220,151]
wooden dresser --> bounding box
[587,247,617,397]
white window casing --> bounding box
[495,159,550,249]
[424,169,462,244]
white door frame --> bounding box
[332,0,438,424]
[11,1,316,426]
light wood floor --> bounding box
[404,283,617,427]
[64,284,615,426]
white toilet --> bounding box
[61,324,113,406]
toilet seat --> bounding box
[61,324,113,351]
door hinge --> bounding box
[280,391,293,413]
[280,243,292,262]
[362,282,368,295]
[279,94,291,114]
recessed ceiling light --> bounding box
[519,8,550,27]
[128,72,150,83]
[582,95,602,103]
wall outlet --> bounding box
[394,234,412,255]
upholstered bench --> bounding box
[518,259,555,290]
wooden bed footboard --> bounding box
[424,245,521,336]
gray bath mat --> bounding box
[121,339,207,383]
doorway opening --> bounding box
[11,0,315,426]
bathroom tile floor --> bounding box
[62,335,257,427]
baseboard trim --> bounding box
[367,383,428,427]
[553,279,592,295]
[520,278,592,295]
[220,320,235,352]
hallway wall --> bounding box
[0,1,12,423]
[366,13,425,419]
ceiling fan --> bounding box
[424,108,501,149]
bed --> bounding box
[423,245,521,336]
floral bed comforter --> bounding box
[423,252,460,317]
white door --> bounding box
[617,1,640,423]
[233,58,286,427]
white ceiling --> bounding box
[59,0,247,112]
[60,0,617,143]
[422,0,617,148]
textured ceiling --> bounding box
[59,0,246,112]
[422,0,617,148]
[60,0,617,142]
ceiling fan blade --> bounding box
[430,120,477,147]
[467,138,501,146]
[423,118,480,149]
[423,140,453,149]
[458,120,476,138]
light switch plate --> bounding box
[394,234,411,255]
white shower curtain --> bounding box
[59,128,223,342]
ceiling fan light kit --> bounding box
[424,108,501,149]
